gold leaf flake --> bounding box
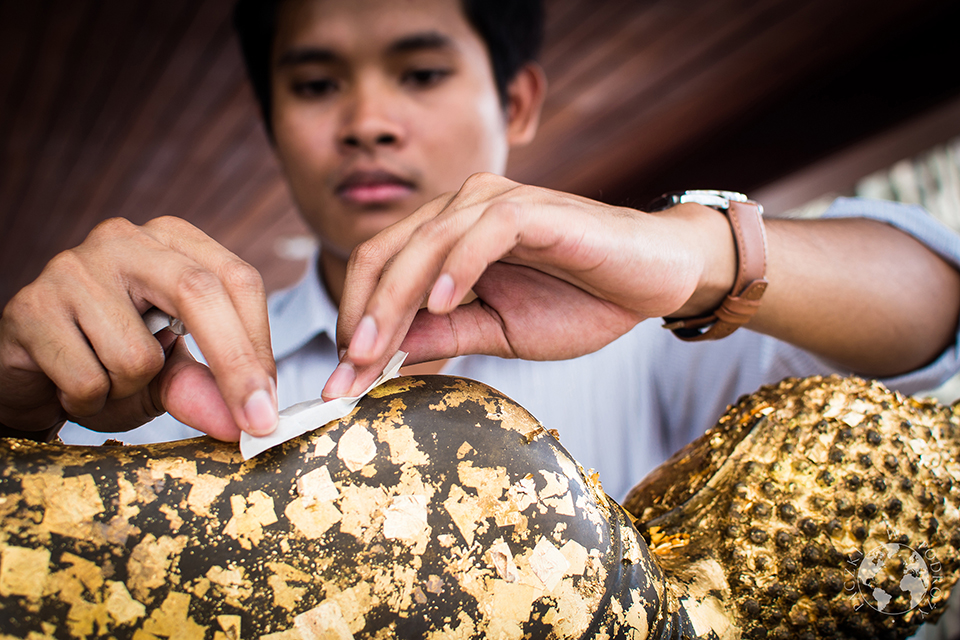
[337,424,378,472]
[186,475,230,517]
[543,493,576,518]
[425,575,444,594]
[841,411,865,427]
[529,537,570,591]
[559,540,588,577]
[148,459,197,481]
[327,583,374,633]
[380,424,429,466]
[506,475,537,512]
[160,504,184,531]
[382,495,429,540]
[456,442,474,459]
[58,552,105,595]
[443,484,483,546]
[294,600,355,640]
[223,490,278,549]
[312,434,336,458]
[338,484,388,540]
[25,474,106,542]
[260,629,305,640]
[206,566,253,608]
[297,466,340,504]
[140,591,206,640]
[127,535,188,600]
[106,581,146,625]
[683,595,731,638]
[538,470,568,500]
[217,614,241,640]
[483,579,538,639]
[0,545,50,600]
[622,587,650,637]
[267,562,312,612]
[487,541,518,582]
[284,497,342,539]
[268,573,307,612]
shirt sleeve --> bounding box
[819,197,960,394]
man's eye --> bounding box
[292,79,338,97]
[402,69,451,88]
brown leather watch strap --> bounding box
[663,199,768,341]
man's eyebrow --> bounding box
[276,47,339,67]
[387,31,457,55]
[275,32,456,68]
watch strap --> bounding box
[663,199,768,340]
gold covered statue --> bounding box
[1,374,958,639]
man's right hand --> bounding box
[0,217,278,441]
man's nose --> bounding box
[338,81,405,152]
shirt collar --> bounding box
[269,251,340,360]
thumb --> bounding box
[158,337,242,442]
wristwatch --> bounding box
[648,190,769,341]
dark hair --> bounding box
[232,0,544,138]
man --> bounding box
[2,0,960,500]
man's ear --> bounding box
[505,62,547,147]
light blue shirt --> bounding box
[61,198,960,502]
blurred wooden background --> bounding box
[3,0,960,305]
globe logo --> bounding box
[854,543,931,614]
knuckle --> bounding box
[463,171,497,189]
[415,211,461,246]
[350,238,388,267]
[66,372,111,409]
[144,215,188,233]
[45,247,86,276]
[117,340,165,385]
[35,250,98,296]
[220,259,264,295]
[86,217,137,243]
[174,265,223,302]
[3,284,44,326]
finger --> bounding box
[398,303,514,362]
[336,193,457,356]
[341,206,475,366]
[325,196,461,400]
[4,289,112,418]
[322,300,420,401]
[98,220,278,436]
[329,178,518,399]
[427,200,523,314]
[143,216,274,380]
[159,337,240,441]
[75,298,167,401]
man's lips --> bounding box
[336,170,415,205]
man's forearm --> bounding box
[750,217,960,377]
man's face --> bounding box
[271,0,511,263]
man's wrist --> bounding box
[664,202,738,318]
[651,191,769,341]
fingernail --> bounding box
[350,316,378,360]
[324,362,356,399]
[244,388,278,436]
[428,273,455,312]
